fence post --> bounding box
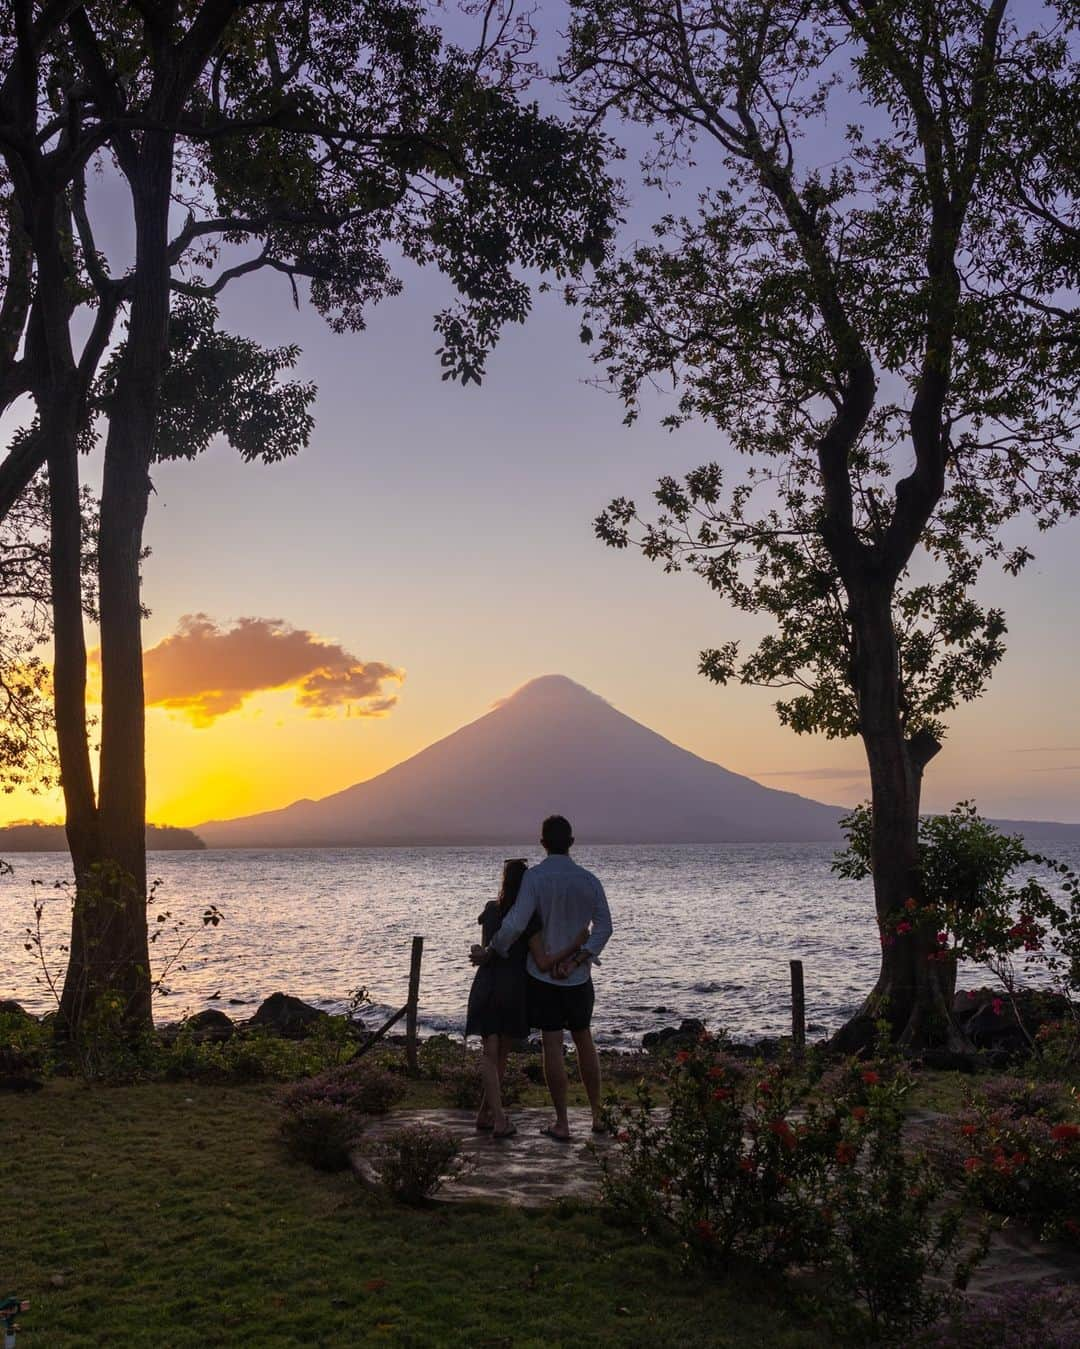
[405,935,424,1076]
[790,959,806,1058]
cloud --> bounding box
[142,614,403,726]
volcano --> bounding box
[196,674,846,847]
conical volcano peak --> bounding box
[198,673,846,845]
[495,674,611,711]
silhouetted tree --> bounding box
[0,0,613,1035]
[568,0,1080,1048]
[0,474,97,797]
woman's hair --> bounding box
[498,858,528,915]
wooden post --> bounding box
[790,959,806,1057]
[405,935,424,1076]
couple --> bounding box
[466,814,613,1141]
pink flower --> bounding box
[991,998,1004,1016]
[896,921,913,935]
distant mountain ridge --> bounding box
[0,823,205,851]
[195,676,1080,849]
[198,674,849,848]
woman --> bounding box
[466,858,586,1138]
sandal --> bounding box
[493,1123,518,1139]
[539,1125,572,1144]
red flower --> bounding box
[861,1070,880,1086]
[960,1123,977,1137]
[708,1066,725,1080]
[738,1157,755,1173]
[935,931,948,945]
[991,998,1004,1016]
[769,1119,796,1150]
[1051,1124,1080,1144]
[675,1050,691,1065]
[1011,1152,1029,1167]
[905,898,918,912]
[835,1142,856,1165]
[963,1156,983,1173]
[757,1080,772,1095]
[896,921,913,935]
[851,1106,867,1123]
[694,1219,716,1243]
[712,1087,730,1102]
[616,1130,630,1143]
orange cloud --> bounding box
[142,614,403,726]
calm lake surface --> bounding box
[3,842,1077,1047]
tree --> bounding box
[0,0,613,1036]
[0,473,97,797]
[565,0,1080,1047]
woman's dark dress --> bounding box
[465,901,541,1040]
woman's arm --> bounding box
[529,925,590,972]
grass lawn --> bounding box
[1,1079,840,1348]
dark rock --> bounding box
[652,1006,671,1015]
[249,992,326,1038]
[642,1018,708,1053]
[227,998,248,1006]
[183,1008,235,1042]
[0,999,32,1019]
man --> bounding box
[475,814,613,1141]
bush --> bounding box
[280,1060,406,1116]
[440,1059,482,1107]
[417,1033,459,1079]
[377,1124,462,1203]
[972,1076,1069,1121]
[280,1100,362,1172]
[937,1095,1080,1244]
[600,1035,979,1336]
[0,1011,52,1086]
[164,1029,354,1084]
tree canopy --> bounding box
[576,0,1080,751]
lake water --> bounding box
[2,842,1077,1047]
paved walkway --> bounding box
[352,1107,612,1207]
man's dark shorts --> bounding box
[528,975,594,1033]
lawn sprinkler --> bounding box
[1,1297,29,1348]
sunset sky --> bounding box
[3,8,1079,831]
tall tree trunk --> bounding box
[57,138,173,1034]
[833,587,966,1053]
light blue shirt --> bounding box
[491,853,612,986]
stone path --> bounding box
[351,1107,613,1207]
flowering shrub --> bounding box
[377,1124,462,1203]
[280,1060,405,1116]
[279,1101,362,1172]
[439,1057,526,1108]
[940,1091,1080,1244]
[600,1035,976,1334]
[971,1076,1070,1122]
[834,804,1080,1041]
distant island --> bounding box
[0,823,206,852]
